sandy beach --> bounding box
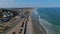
[26,10,47,34]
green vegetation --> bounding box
[0,9,18,22]
[0,27,7,32]
[0,12,3,18]
[0,9,18,18]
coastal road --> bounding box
[1,11,30,34]
[30,12,47,34]
[0,15,22,34]
[0,8,33,34]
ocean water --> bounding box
[35,8,60,34]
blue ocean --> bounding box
[35,8,60,34]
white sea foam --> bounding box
[35,11,38,15]
[38,16,60,34]
[34,8,60,34]
[34,9,56,34]
[34,10,38,15]
[39,16,50,34]
[32,8,38,15]
[34,9,49,34]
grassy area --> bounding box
[0,27,7,32]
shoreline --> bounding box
[30,11,47,34]
[33,8,49,34]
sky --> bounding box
[0,0,60,8]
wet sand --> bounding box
[27,11,47,34]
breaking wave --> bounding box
[34,9,60,34]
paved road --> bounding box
[30,12,47,34]
[0,8,33,34]
[7,18,26,34]
[0,15,22,34]
[0,12,30,34]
